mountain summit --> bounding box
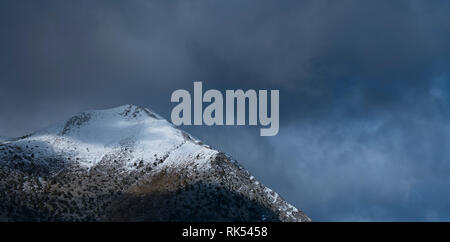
[0,105,310,222]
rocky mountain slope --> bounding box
[0,105,310,222]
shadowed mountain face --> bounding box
[0,105,310,222]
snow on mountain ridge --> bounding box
[9,104,214,169]
[0,104,311,222]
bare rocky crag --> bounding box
[0,105,310,222]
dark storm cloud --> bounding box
[1,0,450,220]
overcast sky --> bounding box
[1,0,450,221]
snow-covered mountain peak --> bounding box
[8,105,211,169]
[54,104,176,144]
[0,105,310,222]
